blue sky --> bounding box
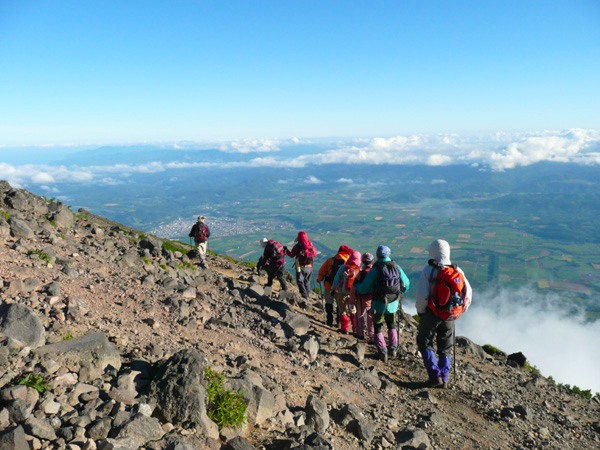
[1,1,599,145]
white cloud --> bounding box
[304,175,322,184]
[218,138,281,153]
[1,129,599,187]
[431,179,447,184]
[31,172,55,184]
[459,286,600,393]
[337,178,353,183]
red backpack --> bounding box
[265,240,284,263]
[341,266,360,294]
[301,243,317,259]
[427,263,467,321]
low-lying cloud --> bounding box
[458,286,600,394]
[2,129,599,188]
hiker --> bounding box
[257,237,288,291]
[355,245,409,362]
[350,252,375,343]
[317,245,353,327]
[284,231,317,299]
[188,215,211,268]
[415,239,472,388]
[331,250,362,334]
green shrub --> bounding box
[204,367,246,429]
[159,264,168,271]
[482,344,505,356]
[142,256,152,265]
[177,261,197,271]
[523,362,540,375]
[162,239,189,253]
[27,250,53,264]
[1,209,10,221]
[62,332,73,341]
[45,218,57,227]
[19,373,49,394]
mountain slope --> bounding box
[0,180,598,449]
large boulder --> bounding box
[33,332,121,381]
[8,218,34,239]
[227,372,276,428]
[0,425,29,450]
[0,303,45,348]
[149,349,219,440]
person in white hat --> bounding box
[188,216,211,268]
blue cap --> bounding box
[376,245,391,258]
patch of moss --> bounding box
[142,256,152,265]
[177,261,197,271]
[482,344,505,356]
[27,250,53,264]
[0,209,10,221]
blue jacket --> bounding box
[355,257,410,314]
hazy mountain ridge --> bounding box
[0,180,599,449]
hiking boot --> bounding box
[390,348,398,359]
[380,352,388,363]
[442,382,449,389]
[424,376,443,388]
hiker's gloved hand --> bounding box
[283,246,288,252]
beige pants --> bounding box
[196,241,208,264]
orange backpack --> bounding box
[427,263,467,321]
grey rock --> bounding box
[114,413,165,446]
[228,374,276,427]
[67,297,89,321]
[396,428,431,449]
[246,284,265,299]
[352,368,382,389]
[24,415,58,440]
[33,332,121,382]
[0,303,45,348]
[0,425,29,450]
[7,398,36,422]
[507,352,527,367]
[97,437,141,450]
[335,404,373,443]
[226,435,259,450]
[305,395,329,433]
[8,217,34,239]
[455,336,488,360]
[301,335,320,362]
[149,349,218,440]
[283,311,311,338]
[50,207,75,229]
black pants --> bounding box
[267,266,288,291]
[296,266,313,298]
[416,308,454,356]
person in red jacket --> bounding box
[284,231,317,299]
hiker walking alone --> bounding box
[317,245,353,327]
[355,245,409,363]
[331,250,362,334]
[284,231,317,299]
[257,238,288,292]
[188,216,211,268]
[350,252,375,343]
[416,239,472,388]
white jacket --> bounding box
[415,239,473,315]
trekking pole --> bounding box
[453,325,457,384]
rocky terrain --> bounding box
[0,179,599,450]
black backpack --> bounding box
[373,260,405,299]
[325,256,345,285]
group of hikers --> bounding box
[190,217,472,388]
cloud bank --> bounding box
[1,129,599,187]
[458,286,600,394]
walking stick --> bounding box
[453,324,457,383]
